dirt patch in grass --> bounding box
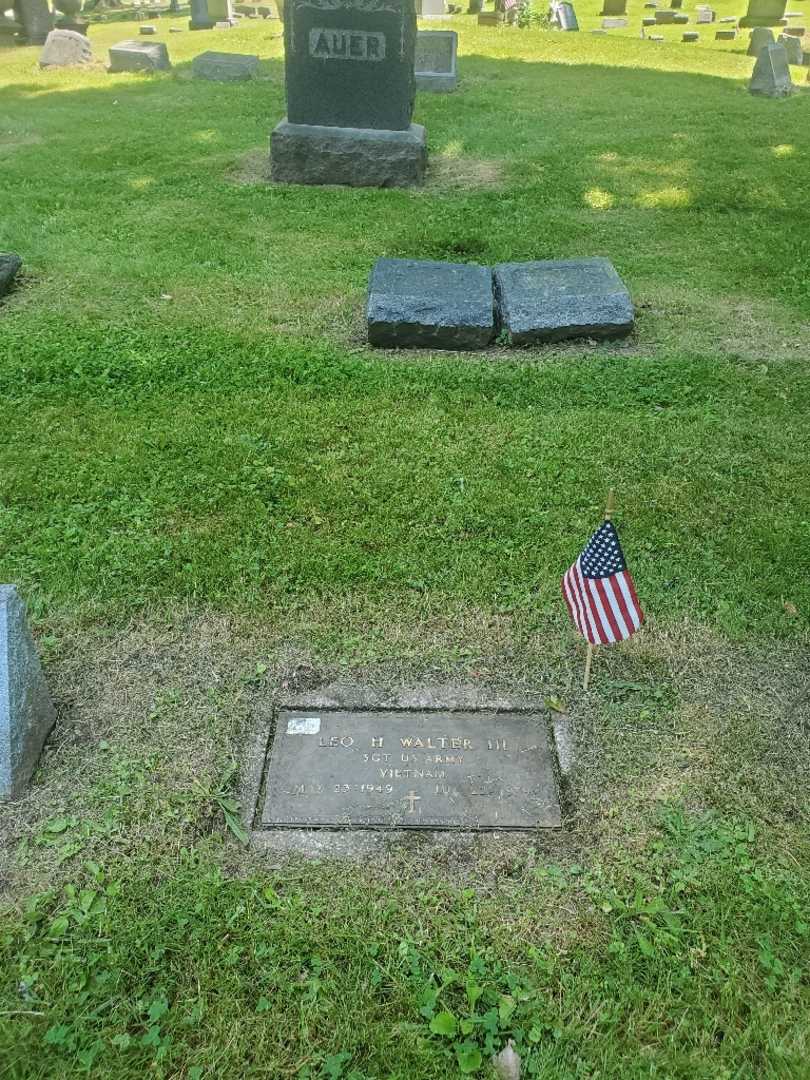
[226,147,273,186]
[1,603,807,902]
[226,147,507,193]
[423,154,506,191]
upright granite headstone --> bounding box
[108,39,172,71]
[39,27,93,65]
[778,31,803,60]
[695,6,715,22]
[0,254,22,299]
[493,258,634,344]
[600,0,627,15]
[13,0,52,43]
[740,0,786,26]
[415,28,456,90]
[0,587,56,800]
[749,39,793,92]
[748,25,775,51]
[271,0,426,187]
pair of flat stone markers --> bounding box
[367,257,635,349]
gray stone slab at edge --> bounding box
[108,40,172,72]
[494,258,634,344]
[367,258,494,350]
[0,254,22,298]
[191,49,259,79]
[271,121,426,188]
[0,586,56,799]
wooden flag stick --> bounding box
[583,487,616,691]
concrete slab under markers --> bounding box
[260,708,561,830]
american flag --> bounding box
[562,520,644,646]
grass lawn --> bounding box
[1,7,809,1078]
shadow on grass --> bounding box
[1,52,808,323]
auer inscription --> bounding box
[309,27,386,59]
[261,709,561,829]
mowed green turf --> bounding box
[1,11,810,1080]
[1,11,809,633]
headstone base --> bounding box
[271,120,427,188]
[415,71,457,91]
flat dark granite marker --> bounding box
[367,258,494,350]
[108,40,172,71]
[192,49,259,78]
[494,258,634,345]
[261,709,562,829]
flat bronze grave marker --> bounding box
[261,709,561,829]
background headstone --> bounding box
[778,31,803,60]
[682,28,699,37]
[139,22,157,31]
[740,0,787,26]
[0,586,57,800]
[367,258,494,350]
[493,258,634,344]
[696,7,715,22]
[12,0,52,43]
[748,25,775,51]
[189,0,215,27]
[108,39,172,71]
[39,27,93,66]
[554,1,579,29]
[271,0,426,187]
[192,49,259,78]
[602,16,627,26]
[716,27,737,37]
[600,0,627,15]
[749,39,793,92]
[415,28,457,90]
[418,0,447,16]
[0,254,22,298]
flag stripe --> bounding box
[574,558,603,645]
[594,577,623,643]
[565,564,588,640]
[561,568,581,633]
[586,575,614,644]
[601,576,630,640]
[611,571,636,631]
[615,571,642,630]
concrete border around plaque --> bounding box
[241,684,570,856]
